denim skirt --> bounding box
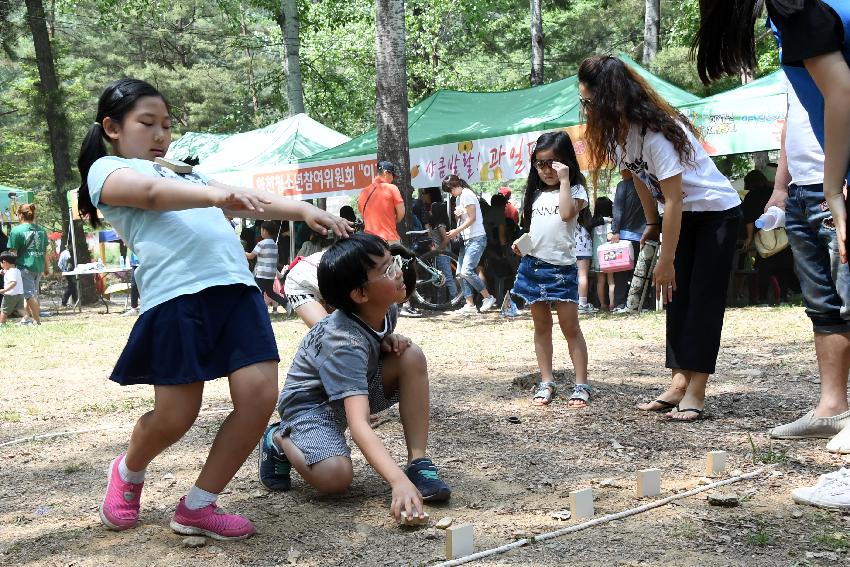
[111,284,279,386]
[511,255,579,306]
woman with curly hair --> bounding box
[577,55,742,421]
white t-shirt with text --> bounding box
[528,184,589,266]
[615,123,740,213]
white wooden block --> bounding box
[569,488,594,520]
[706,451,727,477]
[635,468,662,498]
[445,523,474,559]
[154,157,193,174]
[400,510,429,525]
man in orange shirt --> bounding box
[358,161,405,244]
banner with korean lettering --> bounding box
[246,126,590,198]
[409,126,589,188]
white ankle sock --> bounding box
[579,296,588,307]
[184,485,218,510]
[118,455,146,484]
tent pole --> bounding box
[68,205,81,311]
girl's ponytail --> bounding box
[76,78,169,228]
[77,122,107,228]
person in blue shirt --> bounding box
[77,78,352,540]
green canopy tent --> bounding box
[250,54,700,199]
[166,113,351,187]
[680,71,788,156]
[0,184,35,223]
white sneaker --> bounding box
[791,468,850,510]
[122,307,139,316]
[827,423,850,454]
[479,296,497,312]
[454,304,477,316]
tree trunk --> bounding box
[279,0,305,115]
[642,0,660,64]
[24,0,95,302]
[239,2,260,122]
[530,0,544,86]
[375,0,412,239]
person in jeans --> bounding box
[767,79,850,451]
[442,175,497,314]
[58,245,78,307]
[609,170,647,311]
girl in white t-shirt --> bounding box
[578,55,742,422]
[443,175,497,314]
[512,131,592,408]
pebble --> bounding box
[697,477,712,485]
[550,509,571,521]
[424,528,438,540]
[611,440,625,450]
[207,546,223,554]
[182,536,206,548]
[251,490,268,498]
[435,517,453,529]
[707,492,740,507]
[599,478,617,487]
[162,473,175,480]
[791,510,804,519]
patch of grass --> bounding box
[815,531,848,551]
[0,410,21,422]
[671,522,699,540]
[78,397,151,414]
[747,433,787,464]
[25,406,40,415]
[747,531,774,547]
[63,462,84,474]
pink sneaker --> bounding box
[99,454,143,530]
[170,497,255,541]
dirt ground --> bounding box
[1,296,849,566]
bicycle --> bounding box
[405,230,465,311]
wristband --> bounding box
[646,222,661,226]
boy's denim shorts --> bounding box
[278,360,399,465]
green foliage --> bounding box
[1,0,793,235]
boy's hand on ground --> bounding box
[390,478,424,523]
[381,333,412,355]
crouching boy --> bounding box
[259,233,450,521]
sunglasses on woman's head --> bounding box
[579,96,594,109]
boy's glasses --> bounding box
[368,255,405,282]
[533,159,556,170]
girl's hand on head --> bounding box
[551,161,571,183]
[304,208,354,239]
[653,259,676,304]
[210,186,270,213]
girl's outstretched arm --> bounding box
[215,181,353,238]
[804,51,850,262]
[100,168,270,213]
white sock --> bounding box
[184,485,218,510]
[579,296,588,307]
[118,455,146,484]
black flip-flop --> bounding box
[664,406,705,422]
[640,399,678,412]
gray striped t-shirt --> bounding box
[252,238,279,279]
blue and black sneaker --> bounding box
[405,457,451,502]
[258,423,291,491]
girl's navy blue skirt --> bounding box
[512,255,579,306]
[111,284,279,386]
